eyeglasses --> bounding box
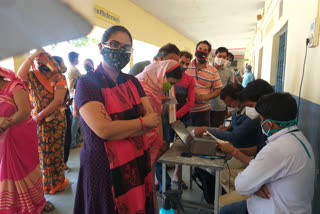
[103,41,134,54]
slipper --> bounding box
[43,201,55,212]
[64,164,71,173]
[172,180,188,189]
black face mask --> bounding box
[84,64,93,73]
[38,64,51,73]
[195,50,209,64]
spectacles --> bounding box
[103,41,134,54]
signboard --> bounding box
[94,5,120,25]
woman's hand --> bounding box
[33,113,43,123]
[0,117,11,132]
[143,112,159,129]
[30,49,45,60]
[216,141,235,155]
[194,126,207,136]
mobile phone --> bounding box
[181,152,192,157]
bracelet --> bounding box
[139,117,146,131]
[232,149,240,159]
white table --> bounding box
[158,139,225,214]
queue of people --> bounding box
[0,24,315,214]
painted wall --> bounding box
[250,0,320,105]
[94,0,196,52]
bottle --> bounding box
[159,197,174,214]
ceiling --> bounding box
[130,0,265,56]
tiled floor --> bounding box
[43,146,214,214]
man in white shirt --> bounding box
[219,92,315,214]
[67,51,80,97]
[210,47,235,127]
[67,51,82,149]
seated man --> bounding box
[195,83,262,150]
[219,92,315,214]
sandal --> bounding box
[64,164,71,173]
[43,201,55,212]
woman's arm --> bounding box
[8,89,31,126]
[79,101,159,140]
[34,88,67,123]
[17,50,43,82]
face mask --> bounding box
[245,68,249,73]
[227,106,240,114]
[261,119,297,137]
[61,65,67,73]
[224,61,231,68]
[215,57,226,66]
[245,106,259,119]
[38,64,51,73]
[195,50,208,64]
[155,53,167,61]
[84,64,93,72]
[101,47,131,71]
[163,81,172,92]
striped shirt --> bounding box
[186,60,222,112]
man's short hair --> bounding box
[239,79,274,102]
[255,92,298,121]
[68,52,79,64]
[180,51,193,60]
[246,64,252,70]
[215,47,228,55]
[196,40,212,53]
[227,52,234,61]
[220,83,244,100]
[158,43,180,56]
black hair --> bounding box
[101,25,133,44]
[196,40,212,53]
[255,92,298,121]
[227,52,234,61]
[0,76,3,80]
[84,58,94,67]
[53,56,63,65]
[215,47,228,55]
[180,51,193,59]
[68,52,79,64]
[239,79,274,102]
[220,83,244,100]
[158,43,180,56]
[165,65,183,80]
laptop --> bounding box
[173,120,218,156]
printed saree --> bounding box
[0,67,46,214]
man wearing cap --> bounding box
[242,65,254,87]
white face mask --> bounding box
[245,106,259,120]
[215,57,226,66]
[224,61,231,68]
[227,106,240,114]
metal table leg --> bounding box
[214,170,220,214]
[189,166,193,190]
[162,162,166,192]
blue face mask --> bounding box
[245,68,249,73]
[101,47,131,71]
[155,53,166,60]
[261,119,297,137]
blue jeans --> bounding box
[70,106,81,148]
[220,200,248,214]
